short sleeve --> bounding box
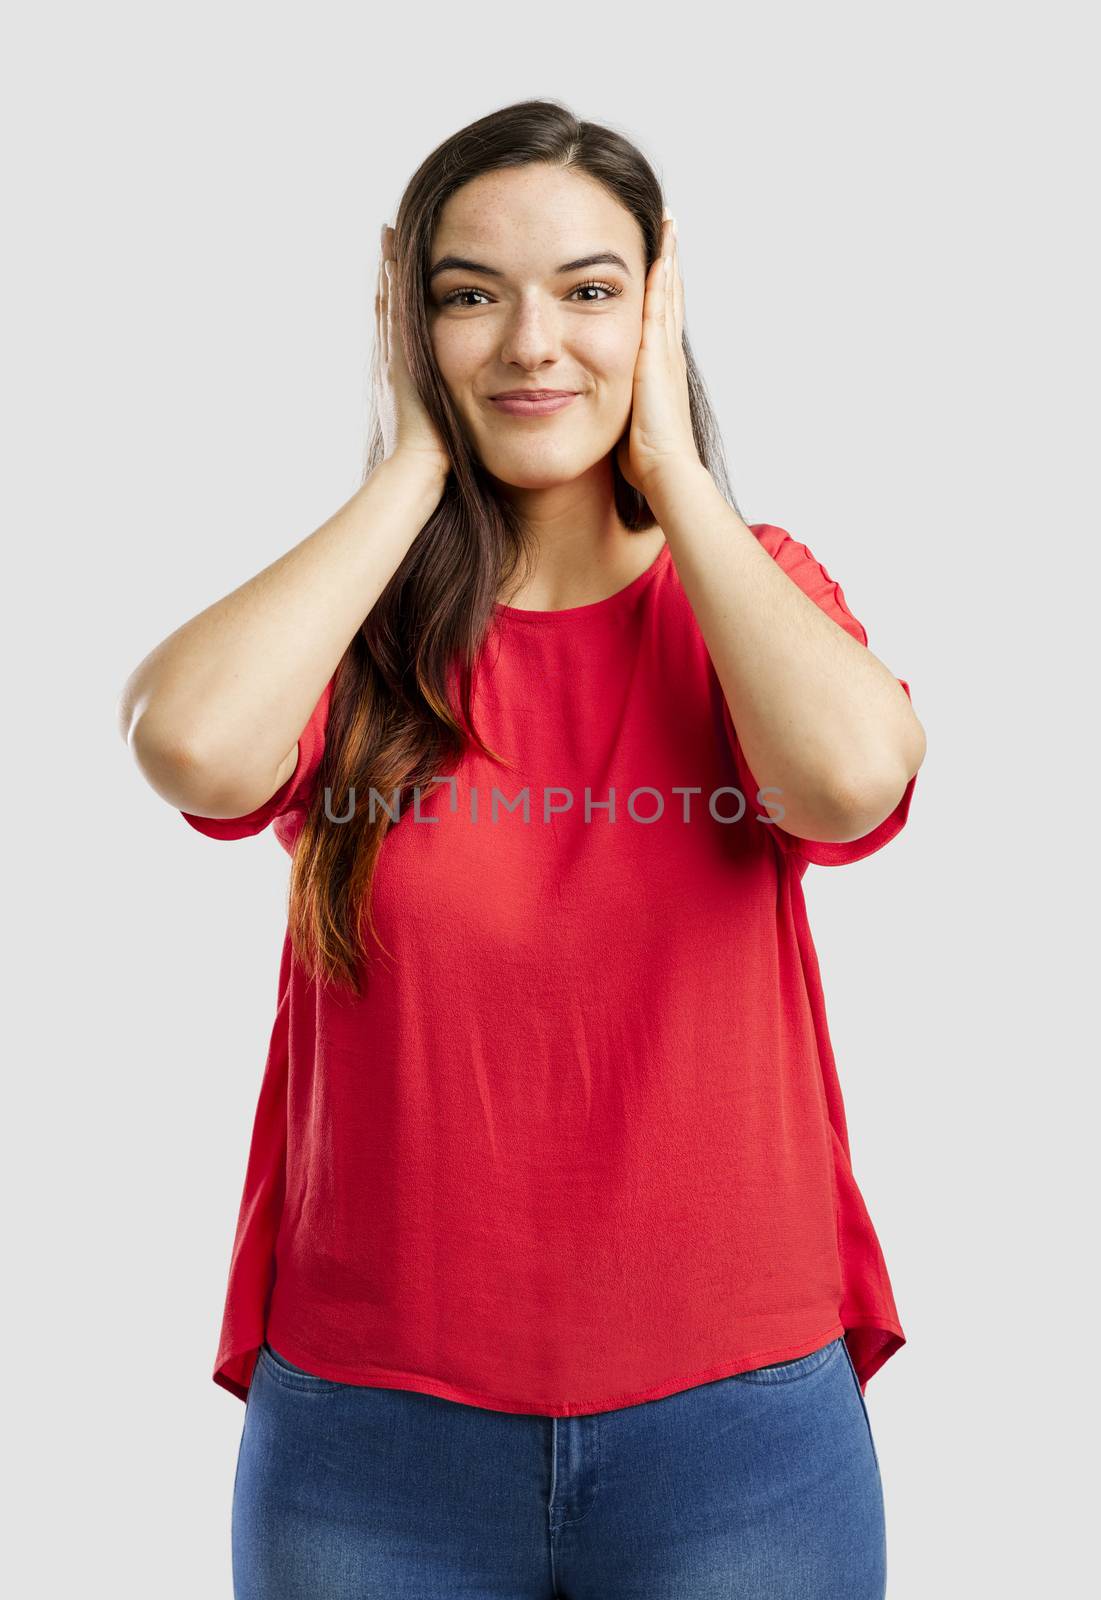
[723,524,917,868]
[180,673,335,841]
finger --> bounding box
[377,256,385,370]
[661,216,682,354]
[662,220,676,354]
[374,255,384,384]
[383,260,393,370]
[642,250,662,337]
[646,226,671,340]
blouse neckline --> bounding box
[492,540,671,625]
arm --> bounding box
[117,453,448,819]
[645,462,926,845]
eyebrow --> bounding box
[427,251,633,285]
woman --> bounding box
[121,99,924,1599]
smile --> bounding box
[489,394,580,417]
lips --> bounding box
[489,392,580,417]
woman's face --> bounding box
[426,164,648,490]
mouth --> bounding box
[488,392,580,417]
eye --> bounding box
[438,278,623,308]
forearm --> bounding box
[119,452,447,784]
[643,461,924,842]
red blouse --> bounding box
[182,524,917,1415]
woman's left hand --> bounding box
[615,214,702,496]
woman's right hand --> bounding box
[375,223,452,481]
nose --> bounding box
[496,296,562,371]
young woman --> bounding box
[121,98,924,1600]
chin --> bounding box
[488,465,584,492]
[480,441,617,492]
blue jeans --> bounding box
[232,1334,886,1598]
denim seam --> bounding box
[731,1337,842,1386]
[549,1420,604,1533]
[840,1340,880,1470]
[259,1344,342,1394]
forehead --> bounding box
[431,166,644,274]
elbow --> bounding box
[826,758,917,844]
[127,711,296,819]
[775,709,925,846]
[117,669,200,763]
[125,710,218,813]
[116,671,146,748]
[828,710,925,841]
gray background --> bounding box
[6,1,1095,1594]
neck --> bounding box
[491,459,665,611]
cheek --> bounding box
[428,324,462,386]
[429,317,487,374]
[580,319,640,381]
[562,322,639,423]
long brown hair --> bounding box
[289,97,742,996]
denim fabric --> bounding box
[232,1334,886,1598]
